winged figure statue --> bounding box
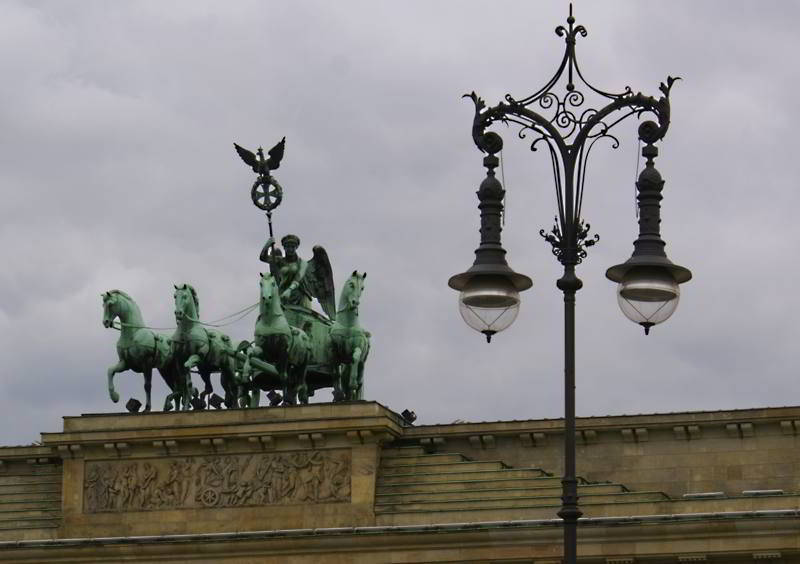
[259,234,336,320]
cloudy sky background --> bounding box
[0,1,797,445]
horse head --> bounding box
[102,289,134,328]
[339,271,367,312]
[259,272,282,313]
[174,283,199,322]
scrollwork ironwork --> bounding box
[466,5,676,266]
[539,217,599,264]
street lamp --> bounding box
[448,7,691,563]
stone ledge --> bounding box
[3,509,798,549]
[402,406,800,444]
[41,402,403,458]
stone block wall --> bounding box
[403,406,800,497]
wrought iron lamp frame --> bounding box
[452,6,690,562]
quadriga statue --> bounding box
[239,233,371,406]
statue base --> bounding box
[40,402,402,539]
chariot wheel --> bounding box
[251,176,283,211]
[200,487,220,507]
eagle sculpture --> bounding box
[233,137,286,175]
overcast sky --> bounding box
[1,1,797,445]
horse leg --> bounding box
[185,354,207,399]
[278,355,295,406]
[143,368,153,412]
[183,381,196,411]
[330,360,343,402]
[183,354,202,410]
[107,359,127,403]
[249,377,261,408]
[222,367,237,409]
[199,370,213,407]
[356,359,366,400]
[237,352,250,408]
[170,368,191,411]
[163,362,182,412]
[349,347,363,401]
[297,363,309,405]
[164,390,177,412]
[332,364,346,402]
[164,369,185,412]
[184,354,202,370]
[226,351,241,409]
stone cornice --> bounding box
[2,511,797,558]
[403,405,800,444]
[39,402,404,459]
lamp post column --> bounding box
[557,259,582,562]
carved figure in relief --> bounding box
[195,457,224,507]
[139,462,157,508]
[228,456,254,506]
[84,450,351,513]
[289,451,322,502]
[120,464,138,508]
[85,464,101,512]
[324,455,350,500]
[253,457,274,504]
[85,463,119,512]
[160,458,192,506]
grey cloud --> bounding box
[0,0,798,444]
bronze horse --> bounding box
[102,290,184,411]
[170,284,239,409]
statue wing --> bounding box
[266,137,286,170]
[307,245,336,320]
[233,143,259,173]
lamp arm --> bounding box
[574,88,674,149]
[466,93,570,158]
[469,75,677,158]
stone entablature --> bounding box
[2,403,800,561]
[42,402,401,456]
[32,403,401,540]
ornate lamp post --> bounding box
[448,7,691,562]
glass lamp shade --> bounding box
[458,275,521,342]
[616,266,680,334]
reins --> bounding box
[111,302,259,332]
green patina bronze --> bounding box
[168,284,240,410]
[240,273,312,406]
[101,138,371,411]
[259,235,336,322]
[102,290,185,411]
[237,268,371,406]
[330,272,370,401]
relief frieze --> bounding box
[84,449,350,513]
